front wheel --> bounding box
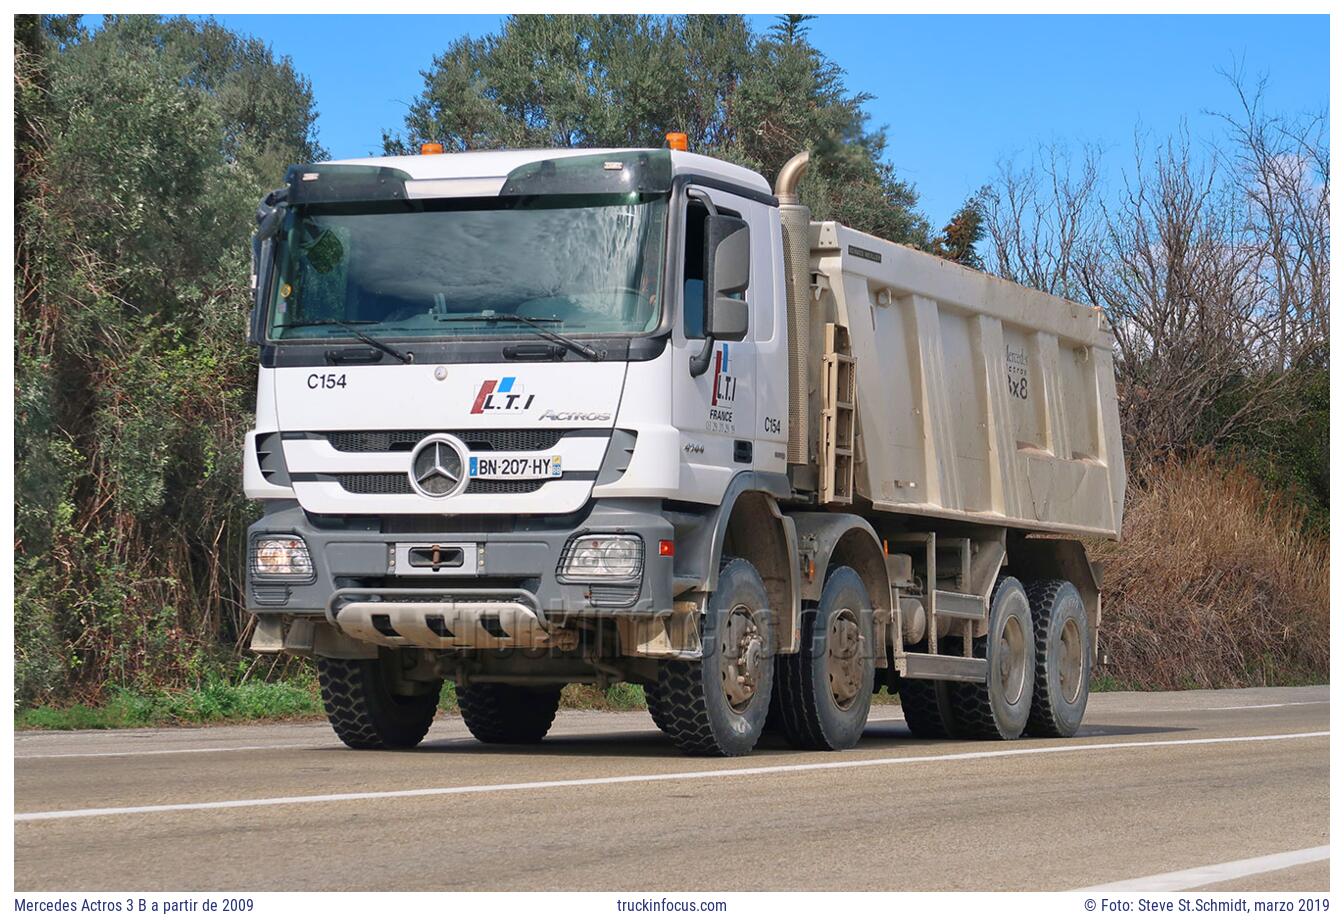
[646,558,775,756]
[317,654,441,750]
[458,683,563,744]
[774,566,875,750]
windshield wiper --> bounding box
[434,312,603,361]
[275,319,411,364]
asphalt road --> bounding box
[14,685,1329,892]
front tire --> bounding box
[458,683,563,744]
[1025,580,1091,737]
[646,558,775,756]
[774,567,875,750]
[317,654,441,750]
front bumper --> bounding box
[245,499,675,623]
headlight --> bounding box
[558,534,643,582]
[252,536,313,578]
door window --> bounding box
[681,198,742,340]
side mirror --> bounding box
[703,215,750,342]
[248,235,273,347]
[249,191,287,348]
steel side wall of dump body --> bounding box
[812,221,1126,540]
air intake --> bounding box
[775,151,813,466]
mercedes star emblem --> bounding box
[408,435,468,498]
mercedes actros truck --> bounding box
[243,140,1125,756]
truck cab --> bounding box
[245,143,1124,756]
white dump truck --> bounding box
[244,141,1125,755]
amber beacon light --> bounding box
[420,142,445,155]
[665,132,688,151]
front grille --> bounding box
[335,473,411,494]
[471,479,546,494]
[382,516,522,534]
[589,584,640,608]
[322,429,570,453]
[334,474,545,496]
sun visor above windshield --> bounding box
[500,150,672,197]
[404,177,507,199]
[285,163,414,205]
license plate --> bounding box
[468,453,563,480]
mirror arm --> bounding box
[689,335,716,377]
[686,187,718,217]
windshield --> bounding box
[267,193,668,341]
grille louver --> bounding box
[333,474,544,496]
[322,429,569,453]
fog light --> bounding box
[558,534,643,582]
[253,537,313,578]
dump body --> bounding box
[810,221,1125,539]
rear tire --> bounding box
[897,677,958,739]
[949,577,1036,740]
[1025,580,1091,738]
[317,655,441,750]
[646,558,775,756]
[458,683,563,744]
[774,567,875,750]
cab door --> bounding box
[671,186,764,504]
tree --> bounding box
[386,14,931,246]
[979,76,1328,514]
[14,14,321,704]
[928,188,988,268]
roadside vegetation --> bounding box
[14,14,1327,726]
[1092,456,1329,690]
[17,677,651,730]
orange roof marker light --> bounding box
[420,142,445,155]
[665,132,688,151]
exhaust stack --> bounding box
[775,152,812,467]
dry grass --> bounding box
[1090,456,1329,690]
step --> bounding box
[899,652,988,683]
[932,590,986,621]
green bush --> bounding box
[16,676,323,729]
[15,15,321,708]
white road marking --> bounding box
[15,698,1327,760]
[1078,845,1330,891]
[14,742,330,760]
[1201,701,1327,711]
[14,730,1327,823]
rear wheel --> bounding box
[1025,579,1091,737]
[646,558,774,756]
[949,577,1035,740]
[774,567,875,750]
[317,654,441,750]
[897,677,958,739]
[458,683,563,744]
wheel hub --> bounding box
[1058,617,1084,704]
[826,609,864,709]
[996,613,1028,706]
[721,606,765,711]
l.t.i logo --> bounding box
[471,377,535,414]
[712,344,736,406]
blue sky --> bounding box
[183,14,1326,226]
